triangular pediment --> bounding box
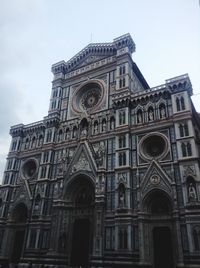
[140,160,172,196]
[65,44,116,72]
[66,141,97,177]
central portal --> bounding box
[153,227,174,268]
[70,218,91,266]
[66,175,95,267]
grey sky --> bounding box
[0,0,200,181]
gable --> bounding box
[66,141,97,177]
[140,160,172,197]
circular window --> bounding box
[72,81,104,113]
[81,86,101,109]
[21,159,37,179]
[140,133,168,160]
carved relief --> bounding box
[95,174,105,194]
[72,152,91,173]
[183,165,196,178]
[94,141,106,168]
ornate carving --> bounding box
[95,174,105,194]
[118,172,127,185]
[150,174,160,185]
[95,142,106,168]
[57,150,72,176]
[72,153,91,172]
[183,165,196,178]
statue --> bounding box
[110,119,115,130]
[81,126,87,136]
[119,190,125,207]
[188,183,197,202]
[149,110,154,121]
[160,107,166,118]
[137,112,142,123]
[102,121,106,132]
[94,123,98,134]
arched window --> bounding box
[11,140,17,151]
[119,152,126,166]
[176,96,185,112]
[58,129,63,142]
[181,96,185,110]
[187,143,192,156]
[119,110,126,125]
[65,128,70,140]
[176,97,181,111]
[119,79,122,88]
[46,130,52,142]
[179,123,189,137]
[181,143,187,157]
[119,135,126,148]
[122,78,126,87]
[122,65,126,74]
[184,123,189,136]
[24,138,29,150]
[119,66,122,76]
[193,227,200,251]
[31,137,36,148]
[179,124,184,137]
[119,228,128,249]
[41,166,47,178]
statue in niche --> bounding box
[110,118,115,130]
[94,123,98,134]
[148,109,154,121]
[188,183,197,202]
[160,106,166,118]
[102,120,106,132]
[119,184,126,208]
[137,112,142,123]
[81,125,88,136]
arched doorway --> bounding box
[65,175,95,267]
[143,190,174,268]
[11,203,28,264]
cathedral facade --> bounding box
[0,34,200,268]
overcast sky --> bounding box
[0,0,200,181]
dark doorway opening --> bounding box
[10,203,28,264]
[153,227,174,268]
[11,230,26,263]
[70,218,90,267]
